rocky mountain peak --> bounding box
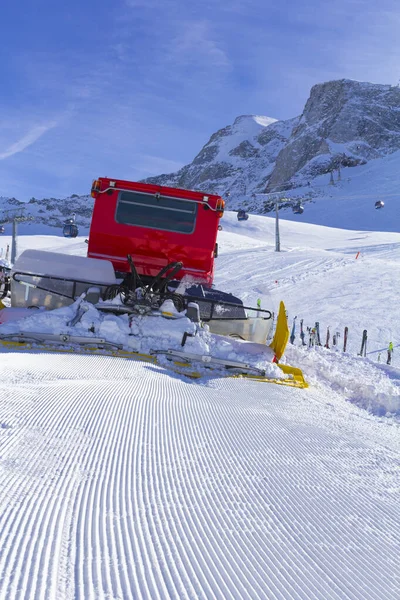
[144,111,295,203]
[266,79,400,192]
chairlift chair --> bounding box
[237,209,249,221]
[63,223,79,238]
[292,203,304,215]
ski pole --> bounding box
[324,326,330,349]
[290,316,297,344]
[358,329,367,357]
[343,327,348,352]
[300,319,306,346]
[315,322,322,346]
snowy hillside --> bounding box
[245,148,400,231]
[0,213,400,600]
[0,216,399,599]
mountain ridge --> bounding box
[1,78,400,233]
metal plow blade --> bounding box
[0,336,308,389]
[0,337,158,364]
[234,364,308,388]
[152,349,308,388]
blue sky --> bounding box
[1,0,400,201]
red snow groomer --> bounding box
[9,177,272,344]
[3,177,305,382]
[88,178,223,284]
[87,177,272,340]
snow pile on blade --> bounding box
[0,298,287,381]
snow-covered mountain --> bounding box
[145,114,299,202]
[267,79,400,191]
[145,79,400,227]
[1,78,400,234]
[0,194,93,235]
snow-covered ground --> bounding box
[260,148,400,232]
[0,214,399,599]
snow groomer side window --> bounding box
[115,191,198,234]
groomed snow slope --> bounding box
[1,353,399,600]
[0,216,400,599]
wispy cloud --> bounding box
[0,121,58,160]
[133,154,185,176]
[168,20,231,69]
[119,0,230,70]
